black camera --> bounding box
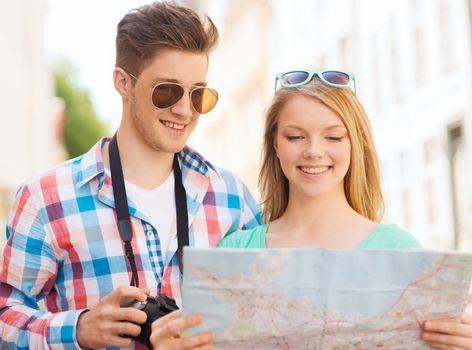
[121,295,179,348]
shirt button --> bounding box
[146,230,154,237]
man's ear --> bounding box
[113,67,131,99]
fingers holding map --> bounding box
[182,248,472,350]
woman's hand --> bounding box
[422,313,472,349]
[150,310,215,349]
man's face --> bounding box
[128,49,209,154]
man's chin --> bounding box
[152,143,186,155]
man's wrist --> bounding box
[76,309,91,349]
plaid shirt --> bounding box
[0,138,261,349]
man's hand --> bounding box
[76,285,150,349]
[422,312,472,349]
[150,310,215,349]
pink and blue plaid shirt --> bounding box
[0,138,261,349]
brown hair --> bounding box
[259,78,384,223]
[116,1,219,76]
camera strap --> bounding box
[108,133,189,287]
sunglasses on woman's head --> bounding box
[127,72,219,114]
[275,69,356,94]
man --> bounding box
[0,2,260,349]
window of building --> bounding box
[340,34,353,71]
[424,177,436,224]
[399,152,412,229]
[414,25,426,87]
[438,0,457,75]
[389,15,403,103]
[401,187,413,229]
[448,122,472,251]
[411,0,426,88]
[371,34,382,115]
[423,138,435,165]
[399,151,409,176]
[317,55,327,69]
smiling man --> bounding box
[0,2,260,349]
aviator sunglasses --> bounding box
[275,69,356,94]
[127,72,219,114]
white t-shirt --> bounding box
[105,168,176,262]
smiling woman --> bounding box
[217,68,472,349]
[218,70,396,250]
[274,94,352,205]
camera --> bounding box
[121,295,179,348]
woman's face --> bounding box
[275,94,351,201]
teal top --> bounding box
[218,223,422,249]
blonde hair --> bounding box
[259,78,384,223]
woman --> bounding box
[218,69,472,350]
[150,70,472,349]
[219,69,418,250]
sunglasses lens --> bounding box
[321,71,351,86]
[191,88,218,114]
[280,71,310,86]
[152,83,185,109]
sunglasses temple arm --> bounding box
[353,76,357,94]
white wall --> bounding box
[0,0,62,246]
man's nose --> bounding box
[170,91,194,119]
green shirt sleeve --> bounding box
[358,224,422,250]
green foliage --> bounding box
[53,58,109,159]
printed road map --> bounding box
[182,248,472,349]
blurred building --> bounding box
[0,0,64,245]
[186,0,472,251]
[350,0,472,252]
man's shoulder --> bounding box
[180,146,242,183]
[19,157,79,194]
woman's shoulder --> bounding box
[359,223,422,250]
[218,224,269,249]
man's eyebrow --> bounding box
[152,77,207,86]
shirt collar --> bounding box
[75,137,219,190]
[75,137,108,189]
[179,144,218,178]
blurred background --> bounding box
[1,0,471,252]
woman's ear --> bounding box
[113,67,131,99]
[273,139,279,158]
